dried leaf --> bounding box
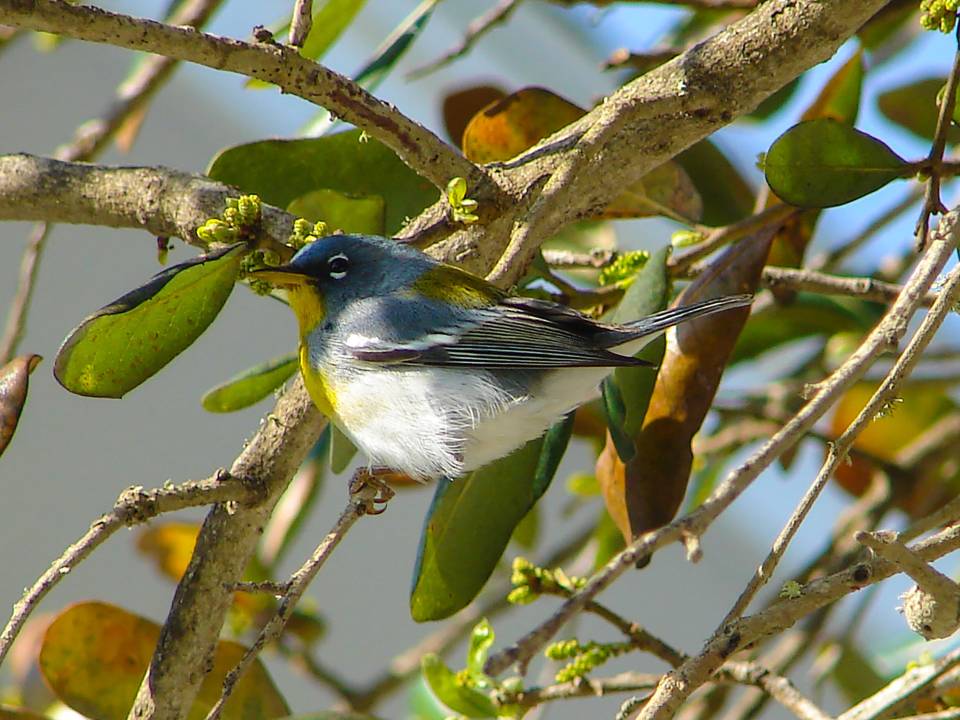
[0,354,41,458]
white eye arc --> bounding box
[328,253,349,280]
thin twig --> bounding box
[288,0,312,48]
[408,0,521,78]
[0,472,258,669]
[669,205,796,275]
[720,259,959,624]
[759,267,939,306]
[0,223,50,364]
[838,644,960,720]
[812,187,924,271]
[204,487,383,720]
[915,26,960,247]
[635,234,960,720]
[719,662,832,720]
[484,209,959,682]
[541,248,617,269]
[505,671,660,708]
[344,522,596,712]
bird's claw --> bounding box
[349,468,396,515]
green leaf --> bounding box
[878,77,960,143]
[329,422,358,473]
[201,353,298,413]
[410,416,574,622]
[674,139,755,226]
[764,119,910,208]
[602,243,671,437]
[54,244,245,398]
[301,1,437,135]
[466,619,495,678]
[421,655,497,718]
[208,131,437,235]
[731,294,881,363]
[287,189,385,235]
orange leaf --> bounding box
[462,87,701,221]
[39,601,289,720]
[136,522,199,582]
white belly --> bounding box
[332,336,652,480]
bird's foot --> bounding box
[349,467,397,515]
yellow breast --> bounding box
[299,343,338,419]
[285,284,338,419]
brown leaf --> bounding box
[0,354,42,458]
[603,231,772,541]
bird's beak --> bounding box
[250,265,312,289]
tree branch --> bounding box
[0,471,258,668]
[129,382,324,720]
[0,154,296,252]
[485,209,960,679]
[0,0,484,194]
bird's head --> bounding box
[251,234,437,337]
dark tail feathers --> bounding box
[599,294,754,347]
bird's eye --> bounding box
[327,253,349,280]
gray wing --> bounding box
[344,295,652,369]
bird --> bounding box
[253,234,752,483]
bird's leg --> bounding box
[348,467,397,515]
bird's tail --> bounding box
[598,294,754,347]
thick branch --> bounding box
[0,0,483,194]
[0,154,295,250]
[478,0,889,283]
[130,382,324,720]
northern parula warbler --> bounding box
[254,234,752,481]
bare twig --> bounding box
[129,383,324,720]
[0,223,50,364]
[758,267,939,307]
[541,248,617,269]
[721,260,960,624]
[484,209,960,680]
[669,205,796,275]
[204,486,381,720]
[506,671,660,708]
[0,154,297,253]
[408,0,520,78]
[719,662,832,720]
[838,644,960,720]
[915,27,960,246]
[343,522,596,712]
[812,187,924,271]
[288,0,312,48]
[635,241,960,720]
[550,0,756,8]
[0,471,258,668]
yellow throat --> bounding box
[286,285,337,419]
